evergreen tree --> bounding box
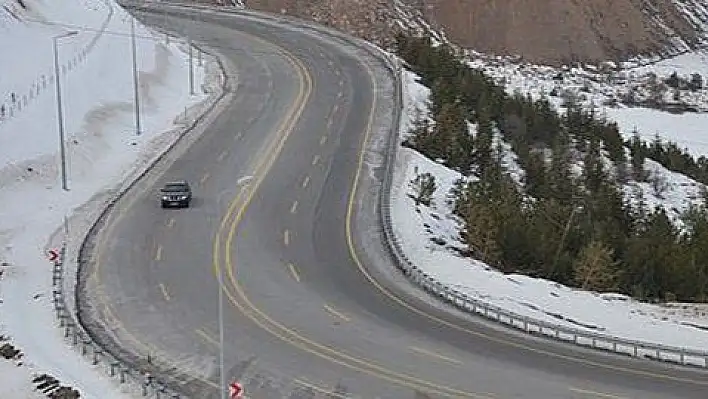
[574,240,620,292]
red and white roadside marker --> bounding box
[229,381,244,399]
[47,249,59,262]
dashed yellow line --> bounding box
[568,387,627,399]
[166,218,175,228]
[195,328,219,347]
[217,150,228,162]
[290,200,299,214]
[312,154,320,166]
[158,283,171,301]
[200,173,210,184]
[155,245,163,261]
[337,91,343,99]
[320,135,327,146]
[294,378,348,398]
[332,104,339,114]
[409,346,462,365]
[284,230,290,246]
[235,131,243,140]
[287,263,301,282]
[301,175,310,188]
[323,304,350,322]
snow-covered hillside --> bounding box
[388,0,708,355]
[0,0,215,397]
[392,68,708,359]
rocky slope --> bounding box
[417,0,703,65]
[200,0,706,65]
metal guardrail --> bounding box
[375,47,708,371]
[51,4,707,399]
[53,243,183,398]
[50,23,230,398]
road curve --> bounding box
[79,3,708,399]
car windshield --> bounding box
[162,184,187,192]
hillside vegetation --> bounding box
[396,34,708,302]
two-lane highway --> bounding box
[79,4,708,398]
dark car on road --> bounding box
[160,180,192,208]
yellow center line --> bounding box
[301,175,310,188]
[568,387,628,399]
[200,172,210,184]
[215,34,493,399]
[155,245,163,261]
[338,79,343,86]
[287,263,301,282]
[337,91,343,99]
[319,135,327,146]
[195,328,219,348]
[158,283,171,301]
[167,218,175,228]
[235,131,243,140]
[409,346,462,366]
[294,377,348,398]
[290,200,299,214]
[283,229,290,246]
[323,304,351,322]
[332,104,339,114]
[217,150,228,162]
[311,154,320,166]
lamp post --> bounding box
[131,16,141,135]
[53,30,78,191]
[188,37,195,95]
[218,263,226,399]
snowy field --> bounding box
[390,68,708,360]
[0,0,214,397]
[467,50,708,157]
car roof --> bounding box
[164,180,189,186]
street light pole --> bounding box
[188,38,195,95]
[53,31,78,191]
[131,17,141,135]
[218,265,226,399]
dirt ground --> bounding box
[418,0,699,65]
[193,0,702,66]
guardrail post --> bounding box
[680,349,684,364]
[120,367,127,384]
[93,346,102,365]
[110,362,119,377]
[633,345,638,357]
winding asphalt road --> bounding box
[79,3,708,398]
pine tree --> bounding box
[573,240,619,291]
[409,171,437,207]
[582,137,606,193]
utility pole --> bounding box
[53,31,78,191]
[130,16,142,136]
[218,266,226,399]
[188,38,195,95]
[131,16,141,135]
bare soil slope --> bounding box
[419,0,699,64]
[206,0,703,66]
